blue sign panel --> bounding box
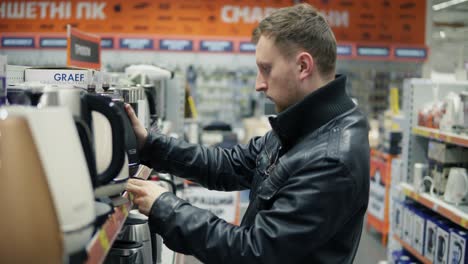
[159,39,193,51]
[40,38,67,48]
[2,37,35,48]
[101,38,114,49]
[394,48,427,59]
[119,38,154,50]
[200,40,233,52]
[357,46,390,57]
[239,42,256,52]
[337,45,352,56]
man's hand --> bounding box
[126,179,169,216]
[124,104,148,150]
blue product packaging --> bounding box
[449,229,468,264]
[393,199,404,238]
[435,219,451,264]
[392,249,405,264]
[397,255,412,264]
[412,208,430,256]
[403,200,416,244]
[426,215,443,262]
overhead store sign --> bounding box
[0,0,426,45]
[0,0,427,61]
[67,25,101,69]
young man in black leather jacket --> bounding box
[126,3,370,263]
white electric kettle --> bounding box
[39,86,129,197]
[0,106,96,254]
[444,167,468,205]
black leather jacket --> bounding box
[140,75,370,264]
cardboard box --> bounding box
[402,202,415,245]
[428,141,468,164]
[449,229,467,264]
[425,216,440,262]
[412,208,429,255]
[392,199,404,238]
[24,67,96,85]
[435,220,451,264]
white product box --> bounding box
[425,217,439,262]
[428,141,468,164]
[24,67,97,85]
[412,209,428,255]
[402,204,415,245]
[435,220,451,264]
[449,229,467,264]
[392,200,404,238]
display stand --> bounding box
[85,165,152,264]
[367,149,398,247]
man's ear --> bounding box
[296,52,314,80]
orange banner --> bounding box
[0,0,426,45]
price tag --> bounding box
[98,231,110,251]
[122,205,129,217]
[461,218,468,228]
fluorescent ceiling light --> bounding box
[433,0,468,11]
[440,31,446,38]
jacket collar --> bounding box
[268,75,355,148]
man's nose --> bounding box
[255,73,267,92]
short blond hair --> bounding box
[252,3,337,79]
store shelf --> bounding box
[393,235,431,264]
[400,183,468,229]
[85,165,152,264]
[412,126,468,148]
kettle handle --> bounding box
[74,118,98,187]
[144,89,157,119]
[85,94,127,186]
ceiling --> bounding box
[431,0,468,42]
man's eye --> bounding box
[262,66,271,74]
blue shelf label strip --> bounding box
[160,39,193,51]
[40,38,67,48]
[200,40,233,52]
[119,38,154,50]
[337,45,352,56]
[357,46,390,57]
[395,48,427,59]
[101,38,114,49]
[2,37,35,48]
[239,42,256,52]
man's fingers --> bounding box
[124,104,140,127]
[126,181,146,195]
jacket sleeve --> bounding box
[148,159,361,264]
[139,132,265,191]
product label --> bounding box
[357,46,390,57]
[395,48,427,58]
[200,40,233,52]
[1,36,35,48]
[337,45,352,56]
[159,39,193,51]
[0,55,6,105]
[119,38,153,50]
[39,37,67,48]
[25,69,90,84]
[239,42,256,53]
[100,37,114,49]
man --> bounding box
[126,3,370,263]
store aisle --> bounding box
[354,224,387,264]
[183,220,387,264]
